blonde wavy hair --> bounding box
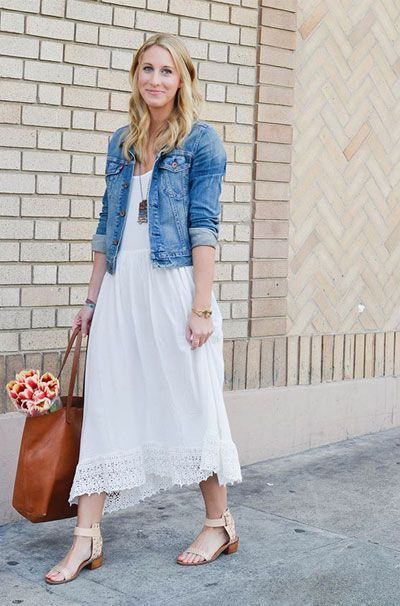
[119,33,203,164]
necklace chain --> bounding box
[137,160,152,224]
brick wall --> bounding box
[0,0,262,411]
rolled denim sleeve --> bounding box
[188,125,227,249]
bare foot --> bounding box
[177,525,230,564]
[45,535,92,582]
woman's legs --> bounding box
[45,492,107,582]
[177,473,232,564]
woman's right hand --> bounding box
[72,306,95,338]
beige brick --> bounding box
[32,308,56,328]
[97,68,130,92]
[61,219,97,240]
[253,220,289,239]
[0,149,20,170]
[262,0,296,10]
[232,339,247,389]
[0,265,31,285]
[231,7,258,27]
[33,265,57,284]
[260,26,296,50]
[70,199,93,218]
[135,11,178,34]
[22,151,70,173]
[0,287,19,307]
[226,84,255,105]
[0,10,25,33]
[0,219,34,239]
[273,335,287,383]
[57,306,76,327]
[38,129,62,150]
[21,286,69,306]
[58,264,93,284]
[365,332,375,378]
[70,242,92,261]
[385,331,395,375]
[38,84,62,105]
[260,337,273,387]
[0,196,20,216]
[225,123,254,143]
[232,301,249,318]
[261,7,296,30]
[63,86,109,109]
[246,338,261,388]
[111,49,133,71]
[251,297,286,317]
[25,60,73,84]
[209,43,228,64]
[41,0,65,17]
[206,83,225,102]
[259,64,294,87]
[252,278,287,298]
[20,242,69,262]
[238,66,256,86]
[210,4,229,22]
[65,43,110,68]
[62,131,108,154]
[34,220,59,240]
[21,328,68,351]
[72,111,95,130]
[344,333,354,380]
[220,242,249,262]
[170,0,209,18]
[250,316,286,337]
[253,239,288,259]
[22,105,70,128]
[75,23,99,44]
[70,286,88,305]
[233,263,249,281]
[180,18,200,38]
[299,335,311,385]
[322,334,334,381]
[71,155,94,175]
[333,334,344,381]
[200,21,240,44]
[113,7,136,27]
[0,80,36,103]
[0,242,19,261]
[221,319,248,339]
[220,282,248,300]
[311,334,322,384]
[219,223,234,241]
[236,106,254,125]
[26,16,75,40]
[214,262,232,281]
[35,176,59,195]
[0,57,23,78]
[222,203,251,222]
[0,33,39,57]
[259,84,294,106]
[223,339,234,389]
[40,40,63,62]
[240,26,257,47]
[21,197,70,217]
[258,104,294,126]
[98,26,144,49]
[0,102,21,123]
[287,334,298,385]
[198,61,237,84]
[0,332,18,352]
[252,259,287,278]
[0,173,35,194]
[0,309,30,330]
[254,201,289,220]
[66,0,112,23]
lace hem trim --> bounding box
[69,438,243,514]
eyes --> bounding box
[143,66,173,75]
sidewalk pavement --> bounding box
[2,427,400,606]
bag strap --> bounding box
[57,326,83,423]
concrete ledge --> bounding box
[2,376,400,525]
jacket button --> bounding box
[120,210,125,216]
[113,239,119,245]
[122,181,129,188]
[172,161,177,167]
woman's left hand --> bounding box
[185,311,214,349]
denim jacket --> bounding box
[91,120,227,274]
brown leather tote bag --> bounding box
[12,326,86,523]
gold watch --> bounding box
[191,306,213,319]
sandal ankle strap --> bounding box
[204,508,233,528]
[73,522,101,538]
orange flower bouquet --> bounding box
[6,369,62,417]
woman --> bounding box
[45,32,242,584]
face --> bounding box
[137,45,182,112]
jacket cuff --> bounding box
[189,227,218,249]
[91,233,107,253]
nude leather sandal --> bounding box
[176,507,239,566]
[45,522,103,584]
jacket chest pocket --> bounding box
[105,159,125,183]
[159,154,190,200]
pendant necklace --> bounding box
[137,160,152,224]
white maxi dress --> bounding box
[69,167,243,514]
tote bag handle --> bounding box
[57,326,84,423]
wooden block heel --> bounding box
[224,537,239,554]
[176,507,240,566]
[87,554,104,570]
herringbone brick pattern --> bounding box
[287,1,400,335]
